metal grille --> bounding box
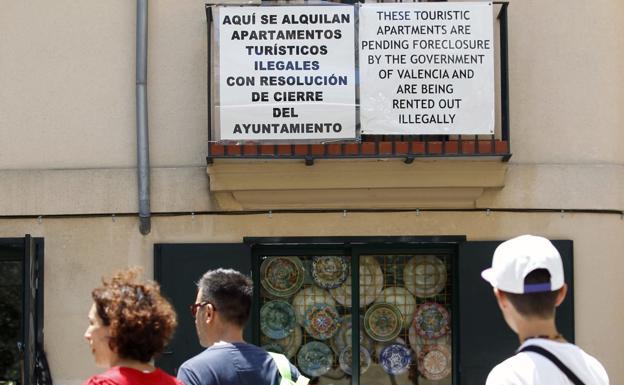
[258,254,453,384]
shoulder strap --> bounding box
[269,352,291,381]
[518,345,585,385]
[268,352,309,385]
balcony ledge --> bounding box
[207,158,507,210]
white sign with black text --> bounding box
[359,2,495,135]
[217,6,356,141]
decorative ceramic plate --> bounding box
[408,324,451,355]
[261,325,302,359]
[412,303,450,339]
[297,341,334,377]
[380,343,412,375]
[374,337,406,362]
[364,302,403,342]
[330,256,383,307]
[292,286,336,326]
[260,300,296,339]
[303,303,341,340]
[260,257,305,298]
[339,346,372,375]
[262,343,286,355]
[419,344,451,380]
[403,256,447,298]
[312,256,349,289]
[377,287,416,329]
[332,315,373,355]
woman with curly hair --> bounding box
[83,268,182,385]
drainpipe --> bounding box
[136,0,151,234]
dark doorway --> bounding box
[154,243,252,376]
[0,236,45,385]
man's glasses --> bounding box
[189,301,216,318]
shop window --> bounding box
[254,245,455,385]
[155,237,574,385]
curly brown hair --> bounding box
[91,267,177,363]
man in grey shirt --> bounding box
[177,268,304,385]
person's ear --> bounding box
[493,288,507,309]
[204,303,217,322]
[554,284,568,307]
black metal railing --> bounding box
[206,1,511,165]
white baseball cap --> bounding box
[481,235,564,294]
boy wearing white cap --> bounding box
[481,234,609,385]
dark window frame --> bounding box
[0,236,45,385]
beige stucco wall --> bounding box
[1,0,623,384]
[2,0,623,170]
[1,213,622,384]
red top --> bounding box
[84,366,183,385]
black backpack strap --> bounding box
[518,345,585,385]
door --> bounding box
[154,243,252,376]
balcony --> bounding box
[205,2,510,210]
[206,2,511,165]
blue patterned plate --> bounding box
[380,343,412,375]
[260,300,296,339]
[297,341,334,377]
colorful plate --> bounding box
[408,323,451,356]
[312,256,349,289]
[374,337,406,362]
[261,325,302,359]
[380,343,412,375]
[412,303,450,339]
[297,341,334,377]
[339,346,372,375]
[330,256,383,307]
[260,257,305,298]
[332,315,374,355]
[377,286,416,329]
[292,286,336,326]
[303,303,341,340]
[403,256,447,298]
[419,344,452,380]
[260,300,296,339]
[364,302,403,342]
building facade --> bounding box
[1,1,623,385]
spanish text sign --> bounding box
[359,3,494,135]
[217,6,356,141]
